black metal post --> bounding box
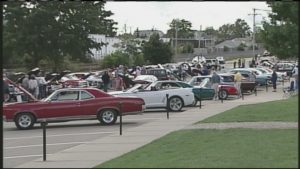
[42,121,47,161]
[242,91,244,100]
[166,94,169,119]
[282,77,284,86]
[119,102,122,135]
[199,98,202,109]
[266,80,268,92]
[220,86,223,103]
[255,87,257,96]
[199,88,202,109]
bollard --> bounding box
[242,90,244,100]
[42,121,47,161]
[282,77,284,86]
[119,102,122,135]
[255,87,257,96]
[220,87,223,103]
[199,97,202,109]
[266,80,268,92]
[199,88,202,109]
[166,94,169,119]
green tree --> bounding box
[166,19,194,38]
[260,1,298,59]
[3,1,117,72]
[217,19,251,42]
[100,50,129,68]
[143,33,173,64]
[232,19,251,38]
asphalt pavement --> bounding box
[10,81,295,168]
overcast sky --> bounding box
[105,1,271,35]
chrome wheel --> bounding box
[99,109,117,125]
[168,97,183,111]
[218,90,228,100]
[15,113,35,130]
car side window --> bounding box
[54,91,79,101]
[80,91,93,100]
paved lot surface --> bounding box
[6,81,296,168]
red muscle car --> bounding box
[3,88,145,130]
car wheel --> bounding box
[218,90,228,100]
[14,113,35,130]
[98,109,117,125]
[168,96,183,111]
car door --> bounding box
[41,90,82,119]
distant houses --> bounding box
[88,30,258,60]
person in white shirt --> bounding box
[292,65,298,90]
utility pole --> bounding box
[175,20,178,63]
[248,8,271,58]
[248,8,260,59]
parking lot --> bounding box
[4,81,287,168]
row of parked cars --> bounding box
[3,58,291,130]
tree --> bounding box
[142,33,173,64]
[260,1,298,59]
[166,19,194,38]
[100,50,129,68]
[232,19,251,38]
[217,19,251,42]
[3,1,117,71]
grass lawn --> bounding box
[95,129,298,168]
[199,96,298,123]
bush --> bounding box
[223,45,229,52]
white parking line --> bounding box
[4,131,114,140]
[5,141,92,149]
[4,154,53,159]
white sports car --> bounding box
[109,83,195,111]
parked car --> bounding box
[229,68,271,86]
[133,75,158,86]
[189,78,239,100]
[141,68,170,80]
[142,80,215,106]
[255,67,285,81]
[3,88,145,130]
[216,56,225,64]
[192,55,206,64]
[109,83,195,111]
[275,62,295,77]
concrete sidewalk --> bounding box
[15,85,295,168]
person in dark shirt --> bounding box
[271,69,278,92]
[101,71,110,92]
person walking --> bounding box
[211,70,221,100]
[21,74,30,91]
[234,71,242,98]
[3,74,10,103]
[101,71,110,92]
[292,65,298,91]
[271,69,278,92]
[238,58,241,68]
[36,72,47,99]
[28,74,39,98]
[233,61,236,69]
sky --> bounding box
[104,1,271,35]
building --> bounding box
[133,29,164,39]
[88,34,121,60]
[214,37,253,52]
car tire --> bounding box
[168,96,183,111]
[98,109,117,125]
[14,113,35,130]
[218,90,228,100]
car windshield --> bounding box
[199,78,211,88]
